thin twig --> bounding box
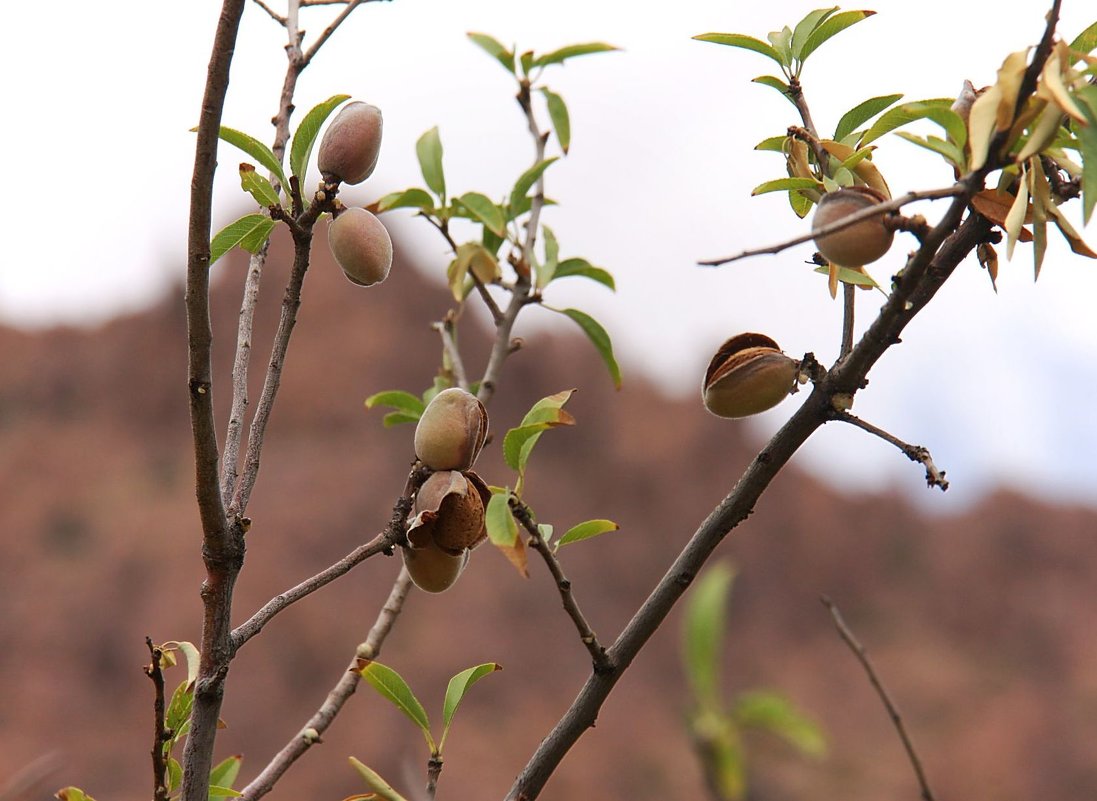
[302,0,376,66]
[434,315,470,391]
[422,215,505,323]
[840,283,856,359]
[250,0,286,24]
[144,638,170,801]
[822,597,936,801]
[699,186,965,266]
[830,411,948,491]
[516,80,549,276]
[509,499,612,674]
[239,568,414,801]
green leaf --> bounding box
[207,787,242,798]
[791,7,839,60]
[692,33,783,68]
[554,519,619,550]
[551,257,615,291]
[893,132,966,170]
[859,99,964,148]
[751,177,821,196]
[416,127,446,200]
[359,661,434,750]
[733,691,827,757]
[520,50,534,76]
[376,188,435,214]
[382,411,421,427]
[348,758,409,801]
[209,755,242,790]
[210,214,275,266]
[167,758,183,794]
[833,93,904,142]
[537,523,554,543]
[812,265,879,288]
[532,42,619,69]
[537,225,560,288]
[214,126,288,190]
[683,563,736,708]
[789,189,814,218]
[290,94,350,182]
[766,26,793,65]
[56,788,96,801]
[467,32,515,73]
[365,390,425,417]
[165,681,194,736]
[754,135,788,152]
[1069,20,1097,56]
[485,491,519,546]
[438,663,503,752]
[751,75,795,106]
[457,192,507,237]
[558,309,621,389]
[508,158,559,215]
[1075,85,1097,224]
[799,10,876,63]
[502,391,576,473]
[239,164,281,208]
[542,87,572,154]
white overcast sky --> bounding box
[3,1,1095,509]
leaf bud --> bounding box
[702,333,799,419]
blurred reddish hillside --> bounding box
[2,228,1096,801]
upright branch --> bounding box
[144,639,170,801]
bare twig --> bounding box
[822,597,936,801]
[699,186,965,266]
[302,0,382,66]
[434,315,470,391]
[250,0,286,24]
[830,410,949,491]
[516,80,549,276]
[239,568,414,801]
[840,283,856,359]
[509,499,612,674]
[144,638,170,801]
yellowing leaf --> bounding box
[1005,163,1029,259]
[994,48,1032,131]
[968,84,1003,170]
[1016,101,1064,162]
[1039,43,1088,124]
[819,140,890,197]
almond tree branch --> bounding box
[698,186,965,266]
[509,499,612,674]
[434,315,470,391]
[422,214,505,324]
[181,1,247,797]
[830,410,949,491]
[822,596,936,801]
[239,567,415,801]
[302,0,389,66]
[144,639,170,801]
[250,0,285,24]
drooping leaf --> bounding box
[508,158,559,215]
[733,691,827,757]
[558,309,621,389]
[799,10,875,63]
[554,519,619,550]
[209,755,243,790]
[209,214,275,266]
[683,563,735,708]
[692,33,783,68]
[290,94,351,182]
[456,192,507,237]
[532,42,619,69]
[365,390,426,418]
[968,84,1004,171]
[439,663,503,751]
[970,190,1034,242]
[1075,85,1097,224]
[536,225,560,288]
[789,189,814,218]
[173,641,201,689]
[551,257,616,290]
[1005,163,1030,259]
[751,75,794,106]
[541,87,572,154]
[239,164,282,208]
[416,127,446,199]
[754,135,788,152]
[213,126,287,190]
[373,188,435,214]
[358,662,434,749]
[751,177,821,196]
[818,139,890,197]
[467,32,515,73]
[485,491,527,576]
[859,99,964,148]
[893,132,966,171]
[348,758,409,801]
[833,94,904,142]
[812,264,879,289]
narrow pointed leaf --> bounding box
[532,42,618,69]
[693,33,783,67]
[859,100,964,148]
[893,132,965,170]
[213,126,287,189]
[358,661,432,745]
[734,691,827,757]
[683,563,736,707]
[290,94,351,181]
[416,127,446,199]
[799,11,875,63]
[210,214,275,266]
[554,519,619,550]
[457,192,507,237]
[365,390,426,416]
[1069,21,1097,56]
[239,164,281,208]
[751,177,821,196]
[541,87,571,153]
[348,759,409,801]
[551,257,615,290]
[207,787,242,798]
[812,265,879,288]
[508,158,558,214]
[791,7,839,60]
[755,135,787,152]
[1075,85,1097,224]
[558,309,621,389]
[238,219,275,255]
[467,32,515,73]
[834,94,904,142]
[1005,164,1030,259]
[751,75,795,106]
[167,760,183,794]
[209,756,243,790]
[439,663,503,751]
[537,225,560,288]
